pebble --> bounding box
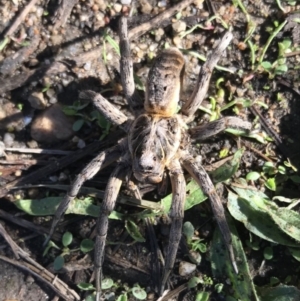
[154,28,164,42]
[139,0,152,14]
[188,250,202,264]
[30,104,74,144]
[157,0,166,7]
[0,106,6,120]
[0,141,5,157]
[77,139,86,149]
[51,34,63,45]
[113,3,122,12]
[120,0,131,5]
[28,92,47,110]
[173,35,182,47]
[3,133,15,147]
[178,261,196,276]
[84,61,92,71]
[172,20,187,33]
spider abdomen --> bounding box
[129,114,182,183]
[145,48,185,117]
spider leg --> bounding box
[181,154,238,274]
[79,90,130,132]
[189,116,252,141]
[44,138,126,246]
[119,17,143,111]
[181,31,233,122]
[95,162,129,301]
[160,159,186,295]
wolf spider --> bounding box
[46,16,251,299]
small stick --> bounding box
[4,0,39,38]
[5,147,74,155]
[128,0,196,39]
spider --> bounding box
[46,16,252,300]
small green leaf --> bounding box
[125,220,145,242]
[210,149,244,184]
[263,246,273,260]
[274,64,288,75]
[269,277,280,286]
[183,221,194,240]
[77,282,95,291]
[132,286,147,300]
[215,283,224,293]
[43,240,60,256]
[262,162,276,175]
[53,255,65,270]
[246,171,260,181]
[62,231,73,247]
[288,248,300,262]
[188,276,201,288]
[195,291,210,301]
[265,178,276,191]
[73,119,85,131]
[290,175,300,183]
[116,294,128,301]
[101,278,114,290]
[80,239,94,253]
[62,107,78,116]
[261,61,272,70]
[85,294,96,301]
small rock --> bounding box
[30,104,74,144]
[58,172,68,181]
[188,250,202,264]
[0,106,6,120]
[3,132,15,147]
[28,92,47,110]
[158,0,166,7]
[178,261,196,276]
[172,20,187,33]
[77,139,86,149]
[113,3,122,12]
[139,0,152,14]
[120,0,131,5]
[0,141,5,157]
[51,34,63,46]
[154,28,165,42]
[173,35,182,47]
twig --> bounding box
[0,220,80,300]
[242,141,274,162]
[250,105,291,160]
[0,209,61,241]
[0,222,21,258]
[4,0,40,38]
[0,159,47,165]
[277,77,300,96]
[128,0,196,39]
[0,131,123,197]
[0,255,79,300]
[5,147,74,155]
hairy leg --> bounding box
[95,162,129,301]
[181,154,238,274]
[181,31,233,122]
[160,160,186,295]
[44,139,126,246]
[189,116,252,141]
[79,90,130,131]
[119,17,143,111]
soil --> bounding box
[0,0,300,301]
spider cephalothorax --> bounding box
[46,15,252,301]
